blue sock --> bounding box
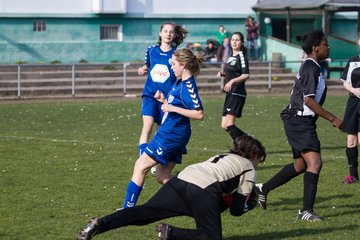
[139,143,148,156]
[123,181,142,209]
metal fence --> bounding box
[0,59,349,98]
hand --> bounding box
[223,80,234,92]
[138,65,148,76]
[351,88,360,98]
[331,117,343,130]
[154,90,165,103]
[217,71,225,78]
[161,102,173,113]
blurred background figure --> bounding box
[245,16,259,60]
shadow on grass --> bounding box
[224,224,359,240]
[264,194,354,210]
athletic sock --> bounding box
[346,146,359,178]
[123,181,142,209]
[225,125,246,141]
[302,171,319,211]
[262,163,298,193]
[138,143,148,156]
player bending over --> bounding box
[76,135,266,240]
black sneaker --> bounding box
[255,184,267,210]
[298,209,323,222]
[156,223,172,240]
[76,218,101,240]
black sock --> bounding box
[346,147,359,178]
[302,172,319,211]
[225,125,246,141]
[262,163,298,193]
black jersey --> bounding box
[223,51,250,95]
[342,55,360,97]
[283,58,327,118]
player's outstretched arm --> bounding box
[304,96,343,129]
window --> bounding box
[33,21,46,32]
[100,25,122,41]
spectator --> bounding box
[245,16,259,60]
[217,24,231,46]
[217,36,231,63]
[204,39,218,62]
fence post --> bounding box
[72,64,76,97]
[123,63,130,95]
[220,63,224,91]
[17,65,21,98]
[268,61,272,92]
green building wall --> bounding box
[0,16,247,64]
[0,13,357,64]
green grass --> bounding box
[1,95,359,240]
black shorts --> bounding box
[283,116,320,159]
[222,93,246,117]
[342,96,360,134]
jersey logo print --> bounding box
[156,147,163,155]
[226,108,231,111]
[186,81,200,108]
[150,64,170,83]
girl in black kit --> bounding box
[341,33,360,184]
[217,32,250,141]
[76,135,266,240]
[256,30,343,221]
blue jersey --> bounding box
[145,77,203,165]
[142,45,177,98]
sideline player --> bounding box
[256,30,343,221]
[217,32,250,141]
[76,135,266,240]
[340,33,360,184]
[122,48,204,209]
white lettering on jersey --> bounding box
[150,64,170,83]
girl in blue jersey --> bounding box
[123,48,204,208]
[137,23,188,157]
[217,32,250,142]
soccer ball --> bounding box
[151,166,156,174]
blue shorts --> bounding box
[144,139,187,166]
[141,96,163,125]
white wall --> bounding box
[0,0,257,15]
[127,0,257,15]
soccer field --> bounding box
[1,95,359,240]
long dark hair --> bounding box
[296,30,325,55]
[230,135,266,163]
[157,22,188,47]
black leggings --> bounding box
[98,177,223,240]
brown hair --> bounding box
[173,48,204,77]
[230,135,266,163]
[157,22,188,47]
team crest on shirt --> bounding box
[150,64,170,83]
[168,94,174,104]
[227,56,237,66]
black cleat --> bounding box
[156,223,172,240]
[76,218,101,240]
[298,209,323,222]
[255,184,267,210]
